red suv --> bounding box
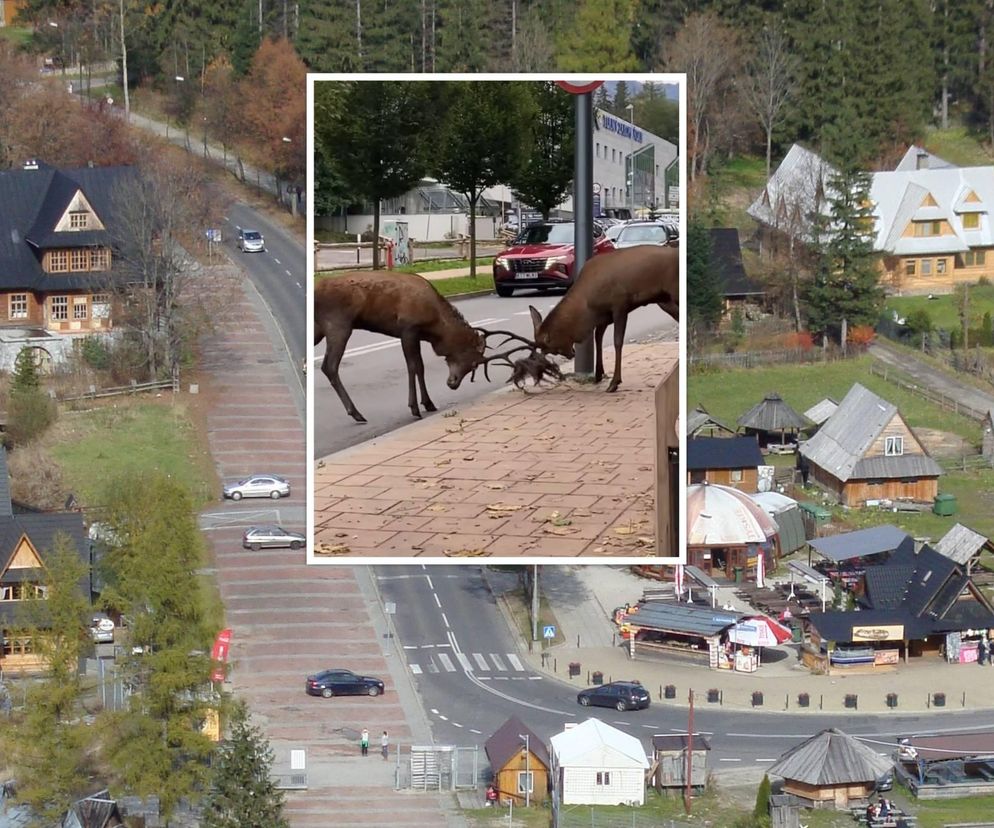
[492,221,615,297]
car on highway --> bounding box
[612,220,676,249]
[90,612,115,644]
[222,474,290,501]
[237,228,266,253]
[577,680,650,712]
[243,525,305,550]
[492,220,614,297]
[305,669,385,698]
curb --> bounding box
[447,289,495,301]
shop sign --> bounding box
[852,624,904,641]
[874,649,900,665]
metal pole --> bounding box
[524,734,530,807]
[685,689,694,815]
[531,565,539,643]
[573,92,594,376]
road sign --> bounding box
[206,228,221,243]
[555,80,604,95]
[543,625,556,639]
[384,602,396,615]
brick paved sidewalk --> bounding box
[314,343,677,557]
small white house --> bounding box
[550,718,650,806]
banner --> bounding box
[211,628,233,682]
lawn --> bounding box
[0,26,32,47]
[49,397,217,508]
[315,269,494,298]
[885,283,994,331]
[921,123,993,167]
[396,257,494,274]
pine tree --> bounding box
[202,700,289,828]
[296,0,363,70]
[687,219,722,333]
[11,347,39,394]
[435,0,491,71]
[555,0,641,71]
[612,80,631,118]
[7,348,56,446]
[754,774,772,824]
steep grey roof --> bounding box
[935,523,994,565]
[737,393,809,432]
[687,405,734,437]
[803,398,838,426]
[485,716,550,772]
[709,228,764,297]
[747,144,837,242]
[768,729,892,786]
[799,383,942,482]
[808,525,911,562]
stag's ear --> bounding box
[529,306,543,336]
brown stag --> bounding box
[315,271,545,423]
[529,244,679,393]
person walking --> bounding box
[360,728,369,756]
[381,730,389,760]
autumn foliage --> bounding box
[784,330,815,351]
[848,325,876,347]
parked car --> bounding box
[243,525,305,550]
[875,772,894,792]
[90,612,115,644]
[237,228,266,253]
[577,680,650,712]
[492,221,615,297]
[612,220,676,249]
[305,669,385,698]
[223,474,290,501]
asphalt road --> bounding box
[314,292,679,458]
[376,564,994,768]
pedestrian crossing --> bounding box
[409,650,535,676]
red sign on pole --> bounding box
[555,81,604,95]
[211,628,232,682]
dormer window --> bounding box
[69,211,88,230]
[964,213,980,230]
[914,221,942,237]
[885,436,904,456]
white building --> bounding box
[550,719,650,806]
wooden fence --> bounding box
[868,361,987,422]
[689,346,863,370]
[58,377,179,403]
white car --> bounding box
[223,474,290,501]
[237,228,266,253]
[91,613,115,643]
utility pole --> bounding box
[573,89,594,375]
[118,0,129,121]
[685,689,694,815]
[531,565,539,643]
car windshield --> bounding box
[244,231,262,240]
[619,225,668,243]
[518,224,574,245]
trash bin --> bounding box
[791,625,802,643]
[707,688,720,703]
[592,671,603,685]
[733,566,744,583]
[664,684,676,699]
[933,493,957,516]
[887,692,898,709]
[752,691,763,707]
[797,692,810,708]
[933,692,946,707]
[568,662,581,678]
[845,694,858,709]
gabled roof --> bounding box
[894,145,956,172]
[652,734,712,752]
[550,719,649,768]
[935,523,994,565]
[808,525,911,563]
[768,729,892,786]
[737,393,809,433]
[484,716,550,771]
[687,405,735,438]
[804,397,838,426]
[708,229,764,297]
[799,383,942,482]
[688,436,763,471]
[747,144,837,242]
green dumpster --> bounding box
[733,566,744,583]
[791,625,803,644]
[799,502,831,524]
[933,493,957,516]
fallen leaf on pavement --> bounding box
[426,504,448,512]
[636,536,654,546]
[315,543,350,556]
[316,460,325,469]
[442,410,459,418]
[487,502,522,513]
[544,525,578,536]
[571,508,592,518]
[435,459,451,466]
[613,526,637,536]
[485,482,507,490]
[443,549,490,557]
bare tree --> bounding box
[740,22,797,179]
[512,7,555,72]
[665,12,742,181]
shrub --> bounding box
[7,389,57,446]
[785,331,814,351]
[80,336,111,371]
[11,347,40,394]
[848,325,876,347]
[8,443,66,510]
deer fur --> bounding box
[315,271,485,423]
[529,244,679,392]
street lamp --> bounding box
[518,733,530,808]
[626,104,635,213]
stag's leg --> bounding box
[593,322,609,383]
[606,312,628,393]
[321,328,367,423]
[411,339,436,412]
[400,333,436,417]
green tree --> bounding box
[202,700,289,828]
[804,163,883,343]
[753,774,772,827]
[556,0,641,71]
[612,80,631,118]
[10,534,94,822]
[507,82,576,221]
[293,0,362,71]
[433,82,532,277]
[314,80,436,269]
[7,348,57,446]
[982,311,993,346]
[11,346,40,394]
[687,219,722,333]
[436,0,492,71]
[97,473,216,820]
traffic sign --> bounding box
[555,80,604,95]
[543,625,556,639]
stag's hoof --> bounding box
[350,411,368,423]
[423,401,438,412]
[593,373,605,384]
[606,380,621,393]
[411,408,422,419]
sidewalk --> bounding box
[314,343,676,556]
[523,565,994,714]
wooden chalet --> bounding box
[709,228,765,316]
[799,383,942,506]
[484,716,550,805]
[0,159,131,371]
[688,436,764,491]
[737,393,809,448]
[687,404,735,439]
[768,728,892,809]
[650,734,710,790]
[934,523,994,576]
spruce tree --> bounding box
[11,347,39,394]
[435,0,491,71]
[555,0,641,71]
[687,219,722,333]
[202,701,289,828]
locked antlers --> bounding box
[470,327,564,388]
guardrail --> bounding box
[869,360,987,422]
[58,378,179,403]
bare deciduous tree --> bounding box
[512,7,555,72]
[740,22,798,179]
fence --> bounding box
[554,805,692,828]
[396,745,480,792]
[938,454,992,472]
[689,346,862,371]
[868,361,987,422]
[58,377,179,403]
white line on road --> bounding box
[296,281,302,288]
[438,715,448,721]
[470,729,481,734]
[441,612,450,629]
[403,645,418,650]
[285,269,292,277]
[433,593,442,609]
[425,575,434,590]
[527,676,542,680]
[473,653,489,671]
[437,653,456,672]
[754,759,776,763]
[506,654,524,671]
[333,316,513,360]
[719,759,742,762]
[452,722,463,728]
[456,653,473,672]
[490,654,507,671]
[273,258,281,265]
[410,664,422,674]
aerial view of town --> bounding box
[5,0,994,827]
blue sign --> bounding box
[593,193,601,216]
[598,112,644,144]
[543,625,556,639]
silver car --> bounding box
[243,525,305,550]
[238,228,265,252]
[613,221,675,249]
[90,612,115,643]
[223,474,290,500]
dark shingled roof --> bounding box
[485,716,550,773]
[652,734,712,752]
[737,393,810,432]
[688,436,764,471]
[768,729,892,786]
[709,228,765,298]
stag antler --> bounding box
[470,327,563,387]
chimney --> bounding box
[916,150,928,171]
[23,159,39,171]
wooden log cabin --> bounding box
[799,383,942,506]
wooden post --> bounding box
[685,689,694,815]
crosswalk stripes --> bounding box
[410,664,422,674]
[437,653,456,672]
[506,654,524,671]
[472,653,489,671]
[456,653,473,672]
[408,651,537,675]
[490,654,507,671]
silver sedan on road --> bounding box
[243,525,305,550]
[613,220,676,248]
[223,474,291,500]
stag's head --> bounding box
[529,306,575,358]
[444,330,486,389]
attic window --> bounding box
[69,211,88,230]
[885,436,904,456]
[964,213,980,230]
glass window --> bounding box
[964,213,980,230]
[730,469,743,482]
[90,248,110,270]
[73,297,88,320]
[596,772,611,786]
[517,772,534,794]
[69,211,88,229]
[49,250,69,272]
[9,294,27,320]
[905,260,916,276]
[70,249,87,271]
[885,436,904,456]
[51,296,68,321]
[937,258,947,274]
[921,259,932,276]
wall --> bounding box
[319,213,499,244]
[843,477,938,505]
[561,767,645,806]
[495,751,549,804]
[688,468,758,492]
[863,413,924,458]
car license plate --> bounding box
[517,272,540,280]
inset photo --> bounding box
[307,75,685,560]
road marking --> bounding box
[755,759,776,763]
[410,664,422,674]
[428,664,438,673]
[437,653,456,672]
[273,258,281,265]
[438,715,448,721]
[430,708,439,715]
[473,653,489,671]
[441,612,450,629]
[433,593,442,609]
[490,654,507,671]
[452,722,463,728]
[719,758,742,762]
[456,653,473,672]
[296,281,302,288]
[403,645,418,650]
[478,676,491,681]
[338,316,513,360]
[506,654,524,671]
[285,269,292,277]
[470,729,482,735]
[494,676,509,680]
[527,676,542,680]
[425,575,434,590]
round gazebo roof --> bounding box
[737,392,810,432]
[687,483,778,546]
